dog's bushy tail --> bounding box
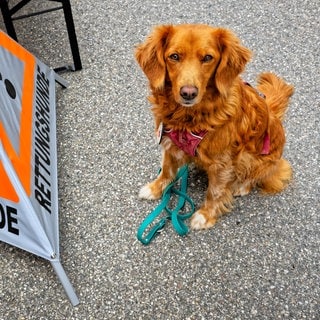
[257,72,294,121]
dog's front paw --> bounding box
[139,184,161,200]
[232,181,252,197]
[190,209,217,230]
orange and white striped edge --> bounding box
[0,32,36,202]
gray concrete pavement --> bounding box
[0,0,319,319]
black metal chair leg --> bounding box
[0,0,18,40]
[0,0,82,72]
[60,0,82,71]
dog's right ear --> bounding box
[135,25,172,91]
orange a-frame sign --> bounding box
[0,31,79,306]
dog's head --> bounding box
[135,24,251,106]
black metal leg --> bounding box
[0,0,18,40]
[0,0,82,72]
[60,0,82,71]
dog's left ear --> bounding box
[214,29,252,97]
[135,25,172,91]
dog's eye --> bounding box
[202,55,213,62]
[169,53,180,61]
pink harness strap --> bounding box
[261,132,270,155]
[164,128,207,157]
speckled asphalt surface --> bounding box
[0,0,319,319]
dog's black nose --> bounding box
[180,86,198,100]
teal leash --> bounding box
[137,165,195,245]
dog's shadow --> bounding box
[187,165,209,205]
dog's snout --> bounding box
[180,85,198,101]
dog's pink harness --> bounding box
[162,128,269,156]
[157,122,207,157]
[163,128,208,157]
[261,132,270,155]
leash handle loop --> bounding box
[136,195,169,245]
[137,165,195,245]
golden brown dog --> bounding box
[135,24,293,229]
